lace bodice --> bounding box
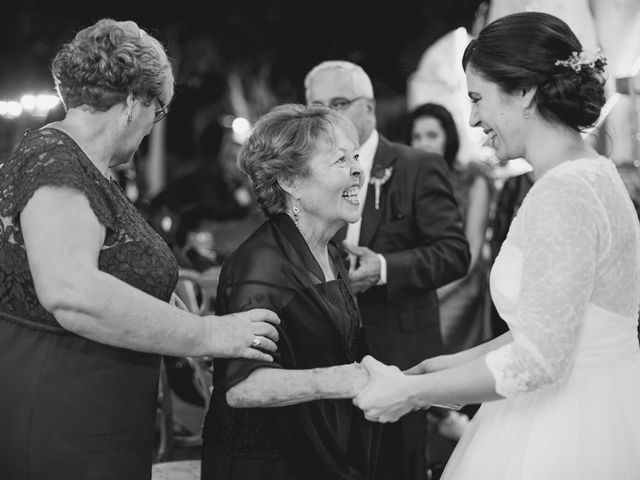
[0,128,178,331]
[486,157,640,396]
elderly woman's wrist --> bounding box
[346,362,369,397]
[345,362,369,398]
[319,363,369,399]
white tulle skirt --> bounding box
[441,305,640,480]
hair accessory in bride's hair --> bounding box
[554,49,607,74]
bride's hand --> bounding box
[206,309,281,362]
[404,354,454,375]
[354,355,426,423]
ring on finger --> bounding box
[251,336,262,348]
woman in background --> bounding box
[407,102,493,441]
[407,102,493,354]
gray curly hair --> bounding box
[52,18,174,111]
[238,103,359,217]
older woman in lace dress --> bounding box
[0,19,278,480]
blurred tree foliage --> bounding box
[0,0,482,154]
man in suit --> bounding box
[304,61,470,480]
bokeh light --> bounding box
[1,92,59,119]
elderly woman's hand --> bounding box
[206,309,281,361]
[353,355,427,423]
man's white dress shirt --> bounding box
[344,130,387,284]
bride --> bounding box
[354,12,640,480]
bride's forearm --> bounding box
[454,331,512,364]
[408,355,504,408]
[426,332,512,371]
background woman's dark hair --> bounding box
[406,102,460,168]
[462,11,606,131]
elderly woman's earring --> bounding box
[126,112,132,125]
[523,107,530,119]
[293,205,300,227]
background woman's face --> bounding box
[410,116,447,156]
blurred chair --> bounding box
[154,268,216,463]
[175,267,217,316]
[175,268,216,410]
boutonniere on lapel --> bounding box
[369,166,393,210]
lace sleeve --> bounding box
[8,131,116,231]
[485,175,602,397]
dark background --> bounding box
[0,0,484,178]
[0,1,482,96]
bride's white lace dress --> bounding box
[442,157,640,479]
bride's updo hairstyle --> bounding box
[462,12,607,131]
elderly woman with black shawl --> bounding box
[201,104,380,480]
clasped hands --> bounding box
[353,355,429,423]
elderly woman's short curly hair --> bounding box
[51,18,174,111]
[239,104,359,218]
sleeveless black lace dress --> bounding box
[0,128,178,480]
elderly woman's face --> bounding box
[296,126,363,233]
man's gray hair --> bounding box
[304,60,374,102]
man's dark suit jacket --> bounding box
[346,135,469,480]
[356,135,470,368]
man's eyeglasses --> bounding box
[154,100,169,124]
[312,96,368,112]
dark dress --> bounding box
[201,214,380,480]
[0,128,178,480]
[488,171,535,338]
[438,161,494,353]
